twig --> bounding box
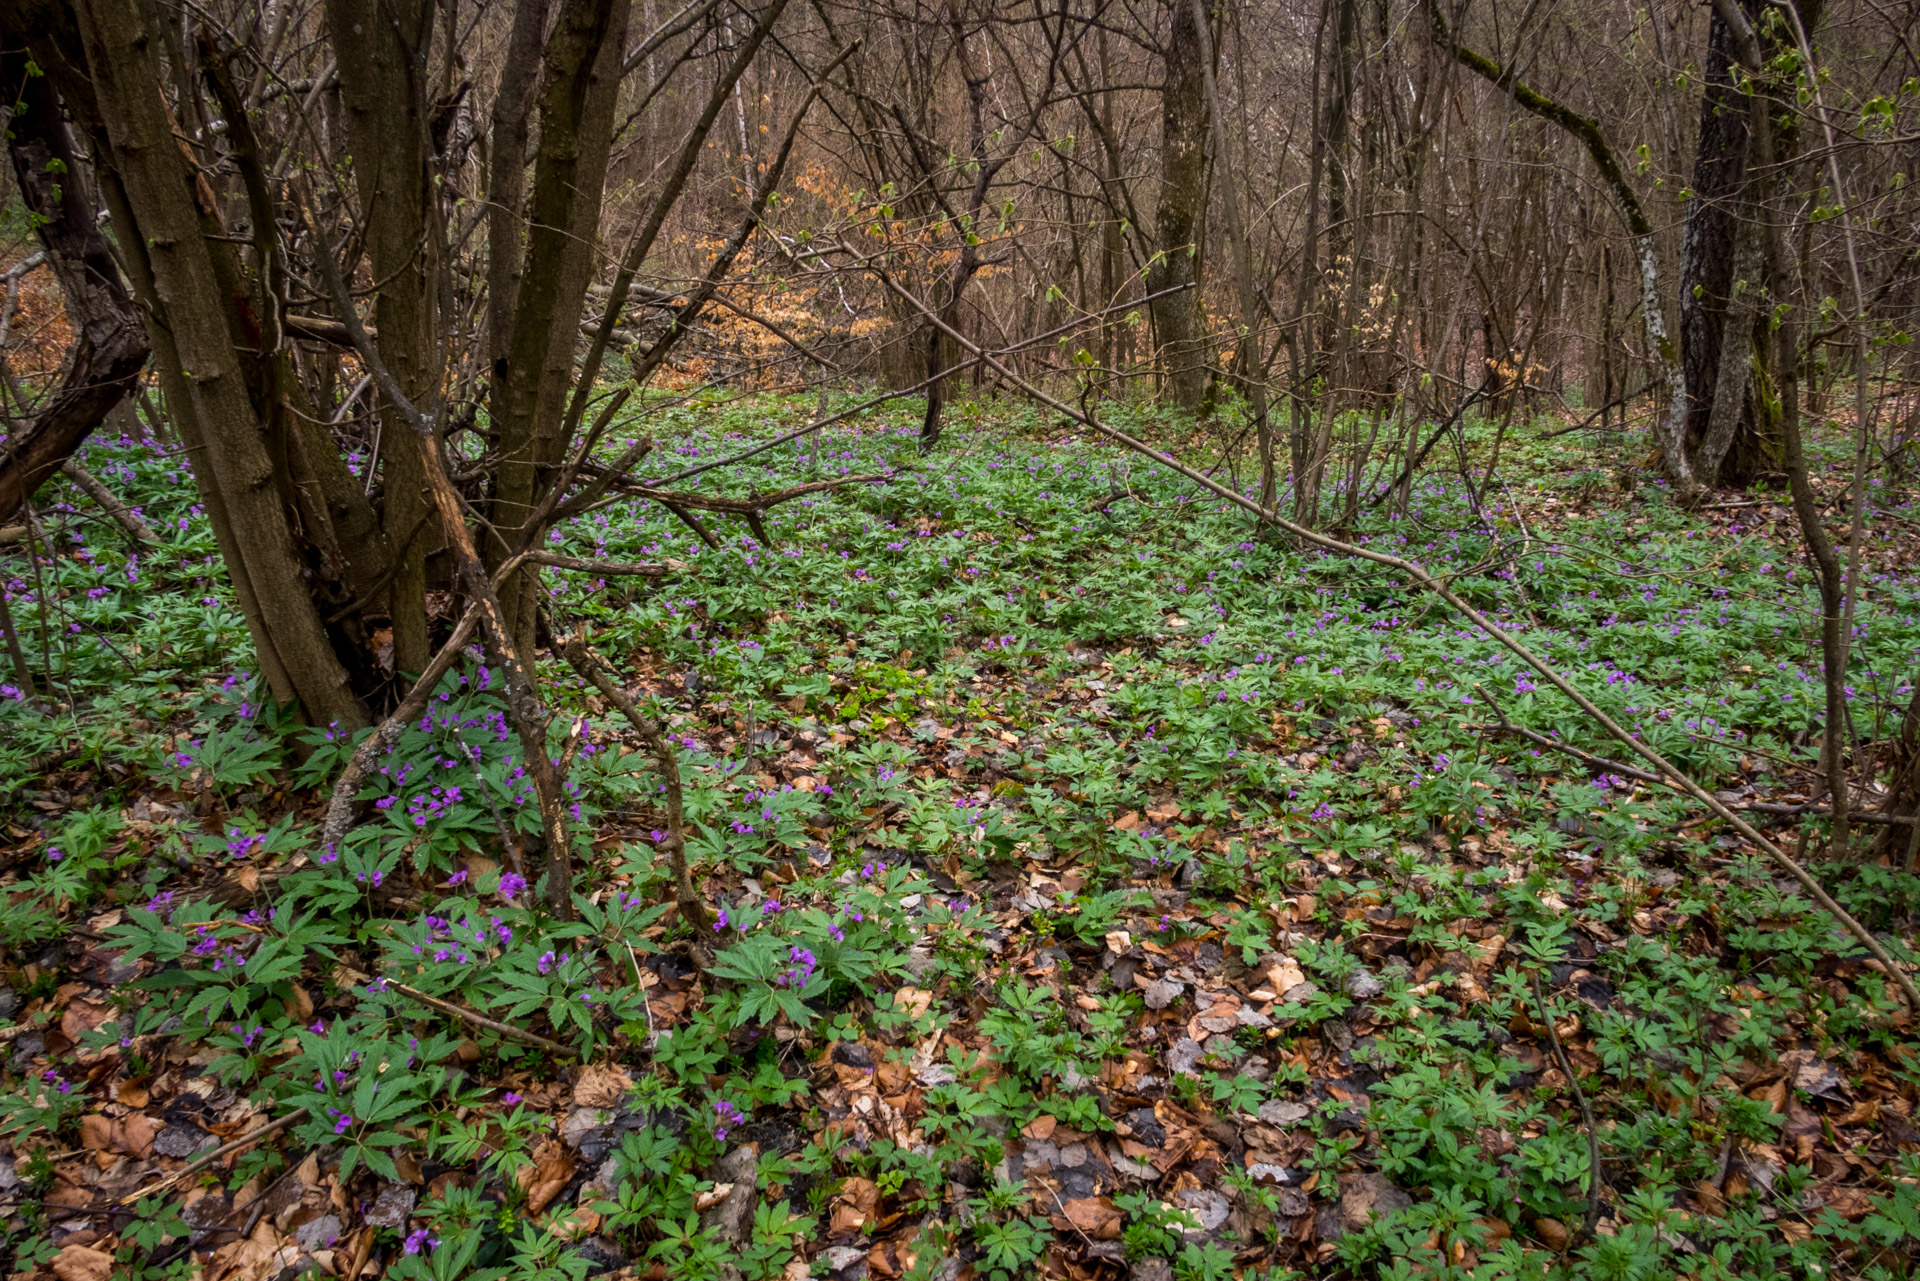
[468,740,527,879]
[641,283,1197,489]
[321,608,481,854]
[1532,972,1601,1249]
[124,1106,310,1203]
[1474,701,1663,785]
[561,635,712,932]
[58,461,158,545]
[384,981,574,1056]
[1477,700,1920,826]
[0,1013,52,1043]
[521,551,687,577]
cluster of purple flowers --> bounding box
[394,783,466,827]
[190,925,251,972]
[775,946,817,988]
[713,1100,746,1140]
[224,827,266,859]
[410,912,513,965]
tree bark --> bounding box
[0,45,150,527]
[1708,0,1851,849]
[1678,0,1759,483]
[487,0,623,644]
[326,0,439,675]
[59,0,366,729]
[1148,0,1211,412]
[486,0,556,373]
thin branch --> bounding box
[859,258,1920,1015]
[560,636,711,931]
[383,980,574,1055]
[122,1107,311,1203]
[1533,972,1602,1249]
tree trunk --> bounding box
[1148,0,1210,412]
[326,0,437,675]
[487,0,623,646]
[1678,0,1779,487]
[486,0,556,373]
[57,0,366,729]
[0,44,150,526]
[509,0,632,658]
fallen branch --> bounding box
[582,471,896,548]
[1533,972,1602,1250]
[59,461,158,545]
[383,980,574,1056]
[861,259,1920,1014]
[1473,714,1663,785]
[123,1106,310,1203]
[561,634,711,932]
[1475,703,1920,826]
[522,551,688,577]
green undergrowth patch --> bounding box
[1,395,1917,1281]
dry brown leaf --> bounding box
[1061,1196,1123,1240]
[51,1244,116,1281]
[867,1225,920,1277]
[1022,1115,1057,1140]
[548,1203,602,1241]
[572,1063,633,1109]
[60,999,113,1043]
[1531,1217,1569,1251]
[893,987,933,1019]
[830,1176,880,1235]
[694,1183,734,1213]
[1266,958,1306,992]
[1693,1179,1727,1217]
[1818,1185,1877,1221]
[209,1221,300,1281]
[515,1141,576,1215]
[79,1114,114,1151]
[1832,1098,1879,1127]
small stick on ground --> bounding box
[122,1106,310,1203]
[384,981,574,1056]
[561,635,712,932]
[1534,971,1603,1249]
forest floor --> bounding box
[1,393,1918,1281]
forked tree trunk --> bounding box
[34,0,367,728]
[487,0,625,651]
